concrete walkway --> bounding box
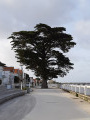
[0,88,90,120]
[23,89,90,120]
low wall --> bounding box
[48,84,60,88]
[0,91,26,104]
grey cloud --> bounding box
[0,0,90,82]
[12,0,76,25]
[58,61,90,83]
[73,20,90,49]
[0,0,77,39]
[78,0,90,20]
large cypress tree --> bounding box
[8,23,76,88]
[0,62,6,66]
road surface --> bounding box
[0,89,90,120]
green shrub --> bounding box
[76,93,78,97]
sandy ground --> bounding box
[60,89,90,114]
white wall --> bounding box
[2,71,14,85]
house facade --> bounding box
[2,67,14,86]
[0,66,3,85]
[14,69,23,83]
[0,62,32,88]
[0,62,6,85]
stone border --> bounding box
[68,90,90,103]
[0,91,26,104]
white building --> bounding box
[0,66,3,85]
[2,71,14,85]
[2,67,14,86]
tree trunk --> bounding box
[41,79,48,88]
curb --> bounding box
[0,91,26,104]
[62,89,90,103]
[70,91,90,102]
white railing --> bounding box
[60,83,90,96]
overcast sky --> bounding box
[0,0,90,83]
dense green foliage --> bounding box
[9,23,76,88]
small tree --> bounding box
[8,23,76,88]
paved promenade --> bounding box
[23,89,90,120]
[0,88,90,120]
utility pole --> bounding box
[20,65,23,90]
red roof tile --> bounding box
[4,67,14,72]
